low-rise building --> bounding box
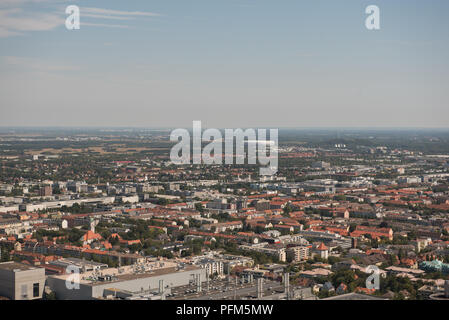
[0,262,45,300]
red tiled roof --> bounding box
[317,242,328,251]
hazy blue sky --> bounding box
[0,0,448,128]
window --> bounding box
[33,283,40,298]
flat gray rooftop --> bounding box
[0,261,39,272]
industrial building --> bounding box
[0,261,45,300]
[46,260,206,300]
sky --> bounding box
[0,0,448,129]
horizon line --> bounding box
[0,126,449,131]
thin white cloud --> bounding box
[0,0,68,8]
[0,4,163,37]
[81,13,135,21]
[82,7,161,17]
[0,27,22,37]
[0,8,62,37]
[82,22,130,29]
[77,7,163,30]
